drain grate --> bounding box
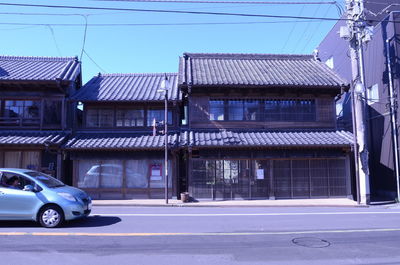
[292,237,331,248]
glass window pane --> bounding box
[228,100,244,121]
[24,101,40,118]
[244,100,259,121]
[78,160,100,188]
[99,109,114,127]
[126,160,148,188]
[116,109,144,127]
[43,100,62,125]
[264,100,280,121]
[209,100,224,121]
[86,109,99,127]
[147,109,172,126]
[100,161,123,188]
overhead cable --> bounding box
[0,21,320,27]
[93,0,337,4]
[0,2,347,21]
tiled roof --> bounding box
[0,56,80,82]
[72,73,181,102]
[179,53,348,88]
[186,130,353,148]
[64,133,180,150]
[0,131,67,146]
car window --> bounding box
[0,172,33,190]
[25,171,65,188]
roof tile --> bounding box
[180,53,348,88]
[189,130,353,148]
[73,73,181,102]
[0,56,80,82]
[0,131,67,146]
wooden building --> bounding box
[0,56,81,180]
[178,53,355,200]
[66,73,182,199]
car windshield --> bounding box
[25,172,65,188]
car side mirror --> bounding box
[23,185,34,192]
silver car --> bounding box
[0,168,92,228]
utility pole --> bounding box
[342,0,371,204]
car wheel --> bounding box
[38,205,64,228]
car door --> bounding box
[0,172,42,220]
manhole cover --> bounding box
[292,237,331,248]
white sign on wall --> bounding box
[256,169,264,180]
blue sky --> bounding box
[0,0,343,82]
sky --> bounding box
[0,0,344,83]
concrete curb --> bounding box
[92,199,364,208]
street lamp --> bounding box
[158,74,170,204]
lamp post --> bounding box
[158,75,170,204]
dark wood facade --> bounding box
[0,76,81,181]
[182,84,353,200]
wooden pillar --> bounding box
[57,152,62,181]
[345,153,353,199]
[269,160,275,200]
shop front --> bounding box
[190,157,350,200]
[186,130,354,201]
[66,133,179,199]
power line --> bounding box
[46,25,62,56]
[80,16,89,61]
[280,4,305,52]
[299,4,332,53]
[0,20,321,27]
[294,3,323,53]
[93,0,337,4]
[83,50,107,73]
[0,2,346,21]
[0,2,397,22]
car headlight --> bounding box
[58,193,77,202]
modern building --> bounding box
[178,53,355,200]
[66,73,182,199]
[0,55,81,180]
[318,3,400,200]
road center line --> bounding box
[93,211,400,217]
[1,228,400,237]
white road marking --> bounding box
[93,211,400,217]
[1,228,400,237]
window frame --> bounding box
[209,98,316,122]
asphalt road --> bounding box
[1,206,400,265]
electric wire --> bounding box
[299,4,332,53]
[0,20,321,27]
[83,50,107,73]
[0,2,396,23]
[280,3,305,52]
[46,25,62,56]
[0,2,348,21]
[80,15,89,61]
[291,3,322,53]
[92,0,338,4]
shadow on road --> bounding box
[0,216,121,228]
[67,216,121,228]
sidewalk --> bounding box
[92,198,361,207]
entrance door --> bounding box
[214,160,234,200]
[252,160,269,198]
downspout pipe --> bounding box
[386,36,400,202]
